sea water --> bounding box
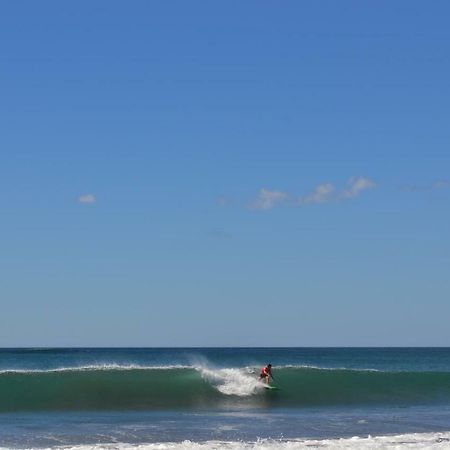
[1,348,450,449]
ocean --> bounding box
[1,348,450,449]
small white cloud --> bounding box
[340,177,376,199]
[249,177,375,211]
[78,193,96,204]
[251,188,288,210]
[299,183,335,204]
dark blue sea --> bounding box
[1,348,450,449]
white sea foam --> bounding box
[0,364,192,374]
[5,432,450,449]
[0,363,390,376]
[197,367,265,396]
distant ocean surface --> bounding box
[2,348,450,449]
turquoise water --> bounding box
[1,348,450,448]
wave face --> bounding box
[3,365,450,412]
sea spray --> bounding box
[198,366,265,396]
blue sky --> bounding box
[1,1,449,346]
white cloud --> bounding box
[299,183,335,204]
[297,177,375,205]
[251,188,289,210]
[340,177,376,199]
[249,177,375,211]
[78,193,96,204]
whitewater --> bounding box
[1,432,450,449]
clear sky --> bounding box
[1,1,449,347]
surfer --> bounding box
[259,364,274,385]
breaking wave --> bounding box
[2,365,450,412]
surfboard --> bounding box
[264,384,280,390]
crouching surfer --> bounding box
[259,364,274,385]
